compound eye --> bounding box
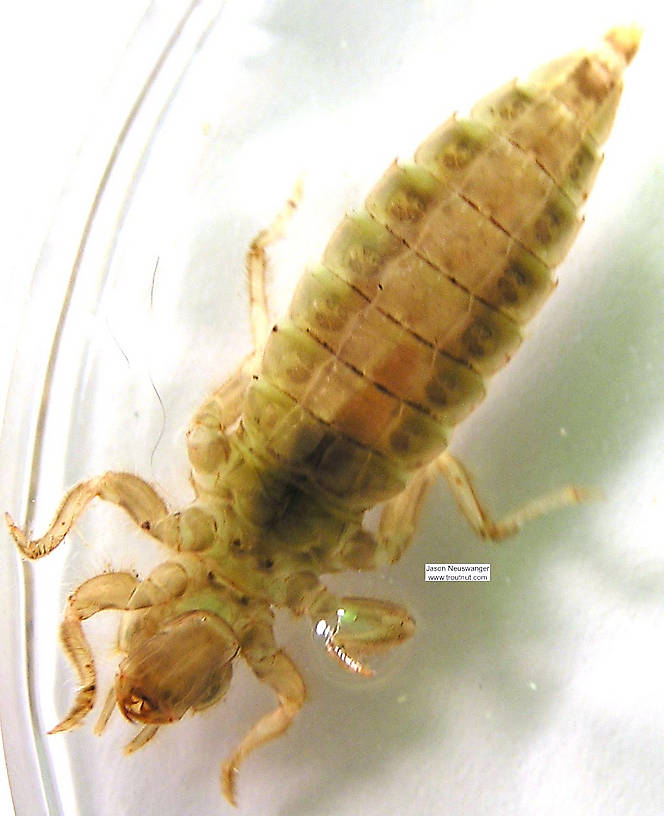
[117,682,171,724]
[124,691,156,720]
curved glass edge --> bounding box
[1,3,661,815]
[0,1,229,813]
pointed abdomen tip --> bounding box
[604,25,642,65]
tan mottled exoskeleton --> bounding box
[6,27,640,807]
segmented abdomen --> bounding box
[243,31,635,513]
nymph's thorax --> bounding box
[184,428,367,606]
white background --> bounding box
[1,6,151,812]
[1,1,663,815]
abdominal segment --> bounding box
[243,35,629,512]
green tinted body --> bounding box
[224,34,631,522]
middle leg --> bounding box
[221,617,306,806]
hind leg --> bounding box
[334,450,596,571]
[436,451,598,540]
[185,182,303,485]
[246,179,302,353]
[7,185,303,562]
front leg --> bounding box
[48,559,199,735]
[49,572,139,732]
[285,576,415,677]
[310,588,416,676]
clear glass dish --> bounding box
[2,2,663,814]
